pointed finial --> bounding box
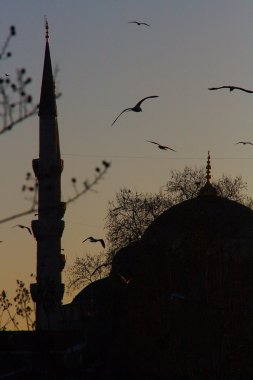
[198,150,218,197]
[206,150,211,184]
[44,16,49,41]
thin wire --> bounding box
[62,153,253,160]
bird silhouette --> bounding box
[13,224,32,235]
[111,95,159,126]
[128,21,150,27]
[208,86,253,93]
[118,273,132,285]
[91,261,112,276]
[82,236,105,248]
[236,141,253,146]
[147,140,176,152]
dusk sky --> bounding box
[1,0,253,303]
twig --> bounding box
[0,161,111,225]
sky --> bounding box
[1,0,253,306]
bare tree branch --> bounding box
[0,160,111,225]
[0,25,62,135]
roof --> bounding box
[143,195,253,244]
[71,277,112,307]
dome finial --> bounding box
[206,150,211,184]
[198,150,218,197]
[44,15,49,41]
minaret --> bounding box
[30,21,66,330]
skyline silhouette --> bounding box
[1,0,253,304]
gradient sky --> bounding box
[1,0,253,304]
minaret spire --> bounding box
[30,23,66,330]
[39,18,57,120]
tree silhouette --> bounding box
[0,279,35,331]
[66,252,110,293]
[0,25,61,135]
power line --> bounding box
[62,153,253,160]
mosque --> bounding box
[0,26,253,379]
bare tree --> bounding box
[164,166,206,203]
[0,279,35,331]
[105,188,172,255]
[215,174,253,207]
[165,166,253,207]
[66,252,111,293]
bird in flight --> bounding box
[82,236,105,249]
[13,224,32,235]
[118,273,133,285]
[128,21,150,27]
[111,95,159,126]
[147,140,176,152]
[208,86,253,93]
[236,141,253,146]
[91,261,112,276]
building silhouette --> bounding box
[1,28,253,380]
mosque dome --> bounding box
[144,151,252,243]
[143,191,253,244]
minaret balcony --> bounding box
[32,158,64,179]
[32,219,65,239]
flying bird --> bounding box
[111,95,159,126]
[147,140,176,152]
[118,273,133,285]
[82,236,105,249]
[236,141,253,146]
[208,86,253,93]
[91,261,112,276]
[128,21,150,27]
[13,224,32,235]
